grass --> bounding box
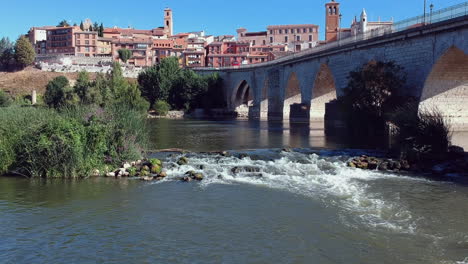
[0,105,148,178]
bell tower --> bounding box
[325,0,340,42]
[164,8,173,37]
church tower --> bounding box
[164,8,173,37]
[360,9,368,34]
[325,0,340,42]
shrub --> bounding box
[44,76,70,108]
[0,106,148,178]
[390,103,452,162]
[153,100,170,116]
[0,90,12,107]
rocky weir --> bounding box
[103,147,468,184]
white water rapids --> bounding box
[155,150,427,234]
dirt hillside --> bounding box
[0,68,93,96]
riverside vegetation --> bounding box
[0,58,225,179]
[338,61,465,176]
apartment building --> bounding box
[75,31,98,57]
[46,26,80,55]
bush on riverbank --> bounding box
[390,104,452,163]
[153,100,170,116]
[0,105,148,178]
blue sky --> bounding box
[0,0,465,41]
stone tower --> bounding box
[164,8,173,37]
[325,0,340,42]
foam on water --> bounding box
[156,151,430,234]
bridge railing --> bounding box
[195,2,468,71]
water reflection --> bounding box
[147,118,389,152]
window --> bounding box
[279,29,282,34]
[309,43,313,48]
[297,36,301,41]
[263,40,266,45]
[252,40,256,45]
[285,36,288,42]
[270,30,273,34]
[77,40,80,45]
[261,58,265,62]
[303,28,307,33]
[270,37,273,43]
[309,35,312,41]
[86,34,89,39]
[309,28,313,33]
[285,29,288,34]
[85,40,89,45]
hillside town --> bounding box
[27,0,392,70]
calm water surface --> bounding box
[1,119,468,264]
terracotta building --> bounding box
[111,38,153,66]
[74,31,98,57]
[46,26,80,55]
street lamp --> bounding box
[423,0,427,25]
[339,13,342,43]
[430,3,434,24]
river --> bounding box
[1,119,468,264]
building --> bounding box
[183,50,205,67]
[324,0,393,42]
[206,41,250,67]
[238,24,319,52]
[97,37,113,56]
[46,26,80,55]
[28,26,56,54]
[111,38,153,66]
[349,9,393,38]
[74,31,98,57]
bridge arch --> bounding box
[419,46,468,129]
[310,64,337,120]
[283,72,301,120]
[232,80,254,117]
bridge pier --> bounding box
[290,103,311,122]
[248,104,261,120]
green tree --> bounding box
[157,57,181,101]
[93,22,99,32]
[57,20,70,27]
[74,71,101,105]
[14,35,35,68]
[137,65,160,107]
[80,21,84,31]
[99,23,104,37]
[343,61,406,117]
[44,76,75,108]
[169,69,208,110]
[118,49,132,63]
[0,37,14,70]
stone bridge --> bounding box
[195,16,468,128]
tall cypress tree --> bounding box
[99,23,104,37]
[80,21,84,31]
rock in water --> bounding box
[193,173,204,181]
[181,176,192,182]
[151,165,162,174]
[177,157,189,165]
